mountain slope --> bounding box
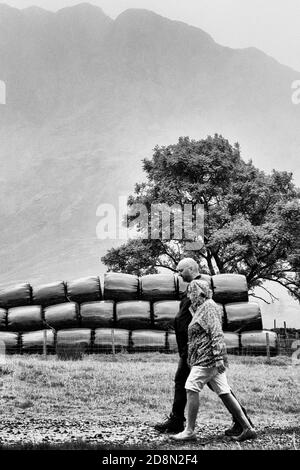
[0,2,299,314]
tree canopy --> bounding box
[102,134,300,301]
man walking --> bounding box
[154,257,253,437]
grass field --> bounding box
[0,353,299,450]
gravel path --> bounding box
[0,413,299,450]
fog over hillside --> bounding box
[0,3,299,324]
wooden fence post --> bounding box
[266,332,271,364]
[283,321,288,353]
[43,330,47,359]
[111,328,116,359]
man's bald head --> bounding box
[177,257,199,282]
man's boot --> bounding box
[224,421,243,437]
[154,413,185,433]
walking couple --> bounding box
[154,258,257,442]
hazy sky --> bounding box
[2,0,300,72]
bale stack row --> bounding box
[0,328,278,356]
[0,328,173,354]
[0,273,278,355]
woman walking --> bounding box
[172,278,257,442]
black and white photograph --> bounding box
[0,0,299,458]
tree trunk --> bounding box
[206,250,216,275]
[213,251,225,273]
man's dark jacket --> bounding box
[174,274,202,359]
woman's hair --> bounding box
[194,279,213,299]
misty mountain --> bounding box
[0,0,299,320]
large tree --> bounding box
[102,135,300,301]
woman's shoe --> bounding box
[170,430,197,441]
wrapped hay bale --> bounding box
[167,332,178,353]
[140,274,177,301]
[56,329,92,359]
[224,332,240,353]
[103,273,139,301]
[212,274,248,304]
[57,329,92,348]
[0,308,6,330]
[116,301,151,329]
[32,281,67,307]
[21,330,55,354]
[224,302,262,332]
[44,303,80,330]
[66,276,102,303]
[94,328,129,352]
[80,301,114,328]
[241,330,278,356]
[0,283,31,309]
[0,331,19,353]
[131,330,167,352]
[7,306,43,332]
[153,301,180,330]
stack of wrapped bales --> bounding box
[0,272,276,355]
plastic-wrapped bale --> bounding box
[0,332,19,354]
[103,273,139,301]
[177,273,212,299]
[153,301,180,330]
[224,332,240,354]
[224,302,262,333]
[56,329,92,358]
[211,274,248,304]
[94,328,129,353]
[56,329,92,349]
[0,308,6,330]
[80,301,114,328]
[21,330,55,354]
[116,301,151,329]
[167,332,178,353]
[32,281,67,307]
[66,277,102,304]
[0,283,31,309]
[140,274,177,301]
[241,330,278,356]
[131,330,167,352]
[7,306,44,332]
[44,303,80,330]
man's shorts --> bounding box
[185,365,231,396]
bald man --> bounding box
[154,257,252,436]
